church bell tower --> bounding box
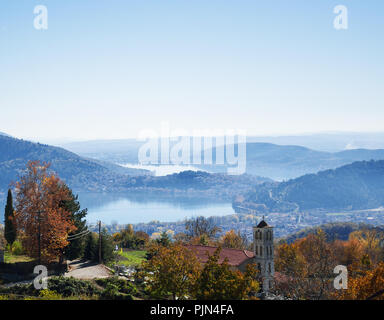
[253,218,274,294]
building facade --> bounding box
[253,219,274,293]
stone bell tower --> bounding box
[253,218,274,294]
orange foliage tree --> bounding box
[193,247,259,300]
[335,262,384,300]
[140,243,201,300]
[14,161,77,263]
[219,230,247,250]
[275,230,336,300]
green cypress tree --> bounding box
[61,188,88,260]
[99,228,115,263]
[84,233,97,261]
[4,189,16,248]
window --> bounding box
[268,263,271,273]
[260,246,263,257]
[255,246,258,256]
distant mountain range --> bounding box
[59,139,384,180]
[0,134,269,202]
[235,160,384,213]
[0,135,149,194]
[230,143,384,180]
[2,132,384,214]
[246,132,384,152]
[58,132,384,154]
[0,132,12,138]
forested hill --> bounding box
[0,135,148,193]
[236,160,384,212]
[0,135,269,201]
[281,222,384,243]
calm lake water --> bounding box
[77,192,235,225]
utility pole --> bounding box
[98,220,102,264]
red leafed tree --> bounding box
[14,161,77,263]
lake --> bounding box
[77,192,235,225]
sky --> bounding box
[0,0,383,141]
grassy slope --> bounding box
[116,250,146,267]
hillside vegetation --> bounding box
[0,135,269,202]
[63,139,384,180]
[236,160,384,212]
[0,135,148,193]
[282,222,383,243]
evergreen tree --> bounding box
[99,228,115,263]
[61,188,88,260]
[156,231,171,247]
[4,189,16,248]
[84,233,97,261]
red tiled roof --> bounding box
[185,245,254,267]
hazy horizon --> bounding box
[1,1,383,141]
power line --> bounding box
[67,230,91,241]
[67,229,90,239]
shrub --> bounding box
[96,277,137,298]
[8,241,24,255]
[48,276,102,297]
[39,289,63,300]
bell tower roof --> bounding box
[256,220,269,228]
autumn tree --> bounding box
[275,230,336,300]
[219,230,248,250]
[349,228,384,267]
[141,243,201,300]
[274,241,307,298]
[335,262,384,300]
[113,225,149,249]
[14,161,77,263]
[295,230,336,300]
[185,216,221,240]
[134,230,150,248]
[333,238,365,276]
[4,189,17,248]
[193,247,259,300]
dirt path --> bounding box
[64,260,113,280]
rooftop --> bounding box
[256,220,269,228]
[185,245,254,267]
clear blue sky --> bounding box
[0,0,383,141]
